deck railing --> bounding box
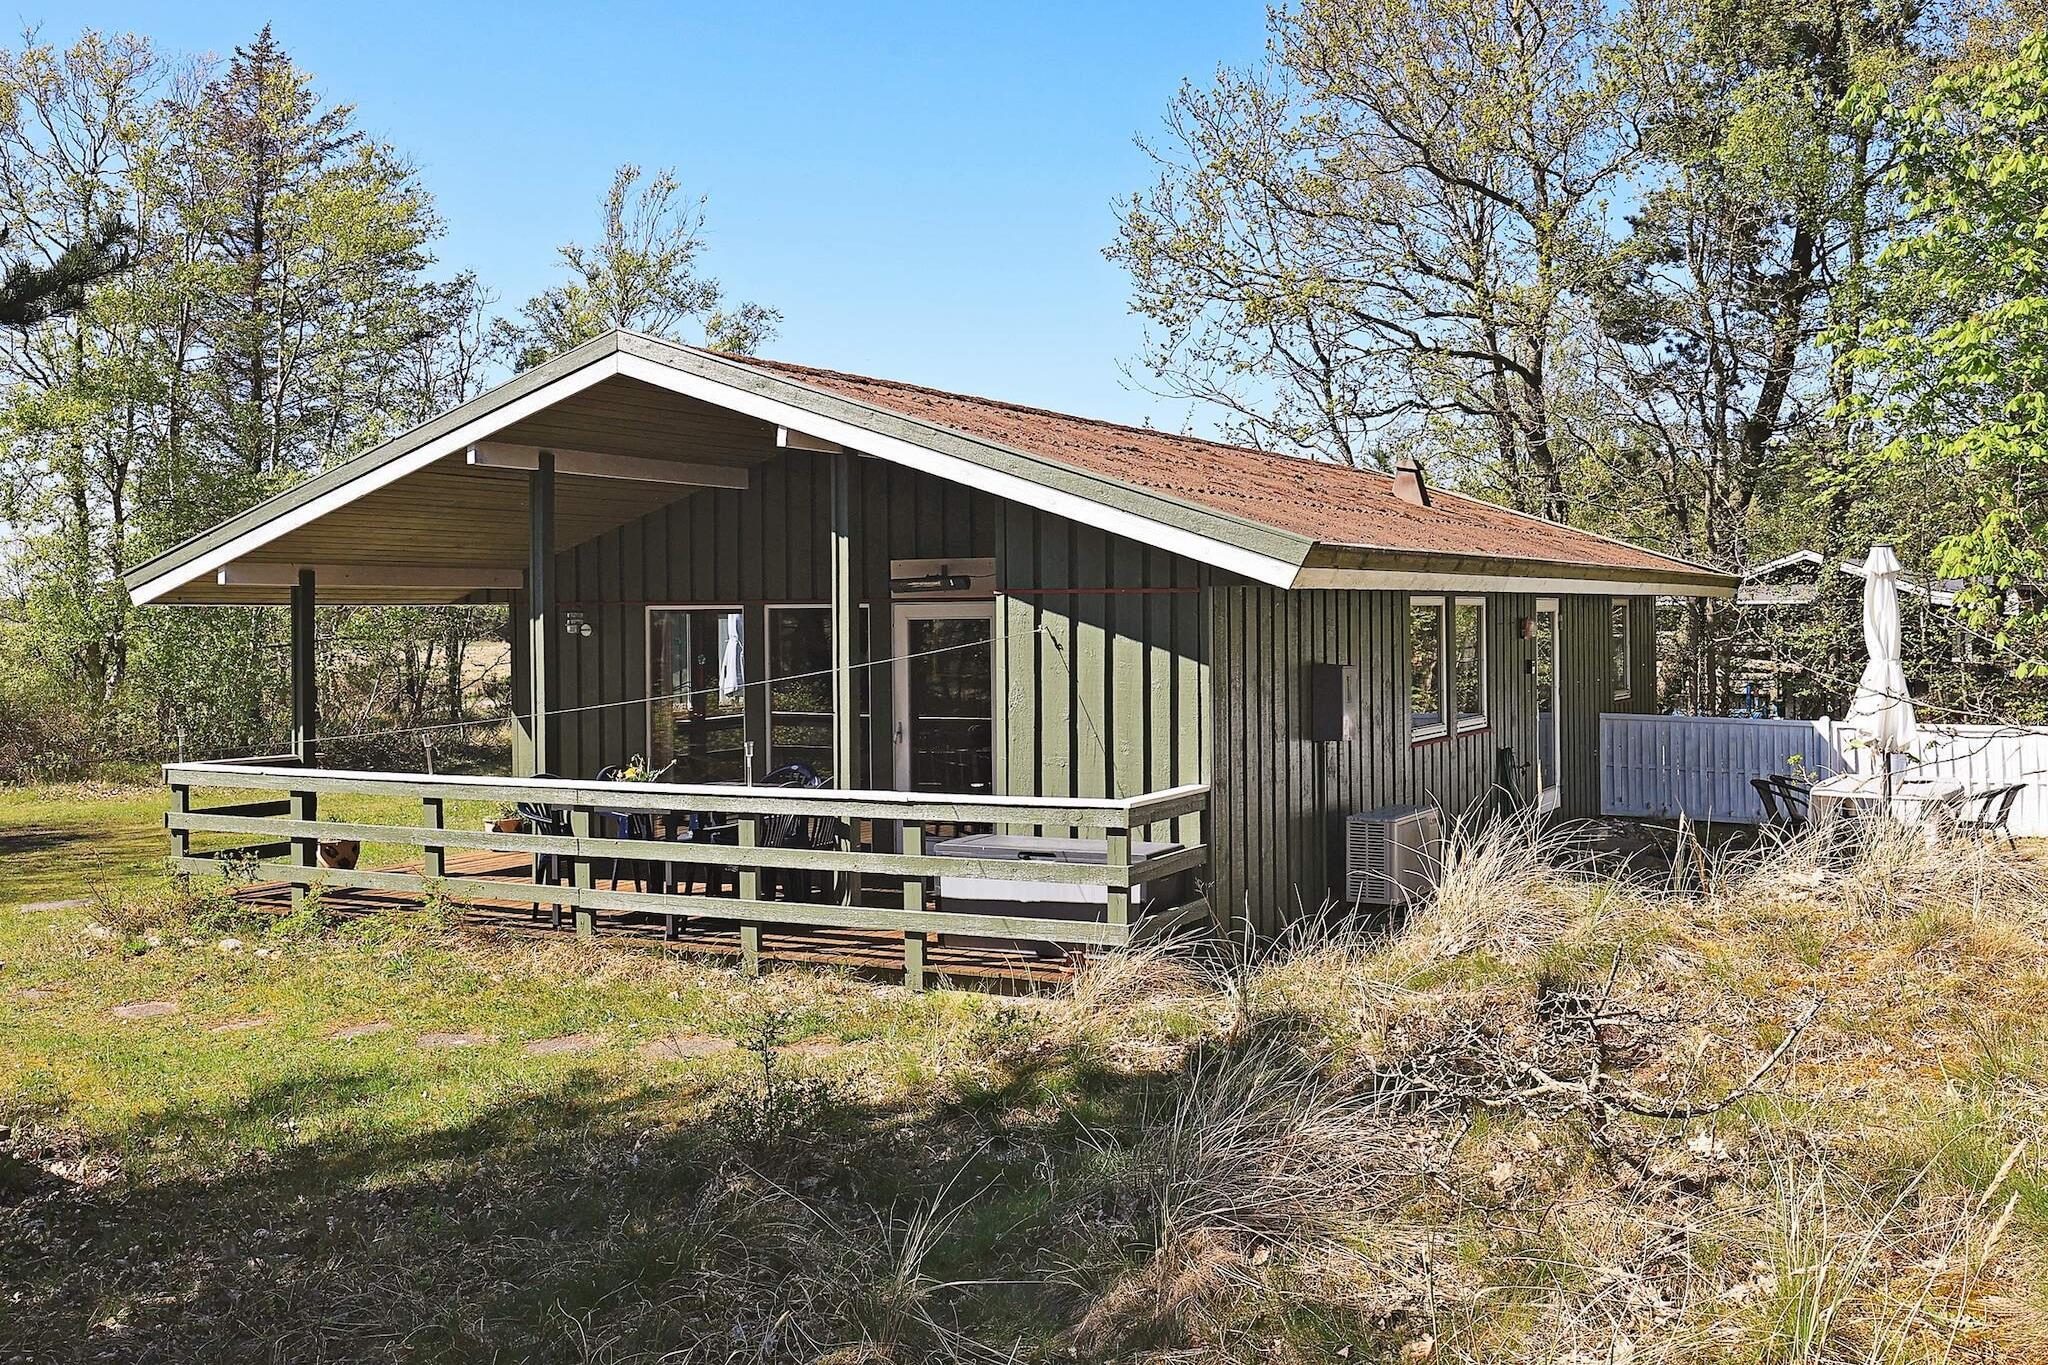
[163,762,1211,986]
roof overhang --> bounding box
[124,329,1736,605]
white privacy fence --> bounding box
[1599,713,2048,836]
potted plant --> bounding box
[485,802,525,834]
[317,817,361,870]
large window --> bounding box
[766,605,870,784]
[1410,595,1486,740]
[648,607,745,783]
[1452,597,1486,728]
[1610,598,1632,700]
[1408,597,1447,738]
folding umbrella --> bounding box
[1844,544,1919,803]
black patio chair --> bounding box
[1954,782,2025,849]
[594,765,657,894]
[757,763,842,902]
[1763,774,1812,834]
[516,799,573,931]
[1750,777,1786,829]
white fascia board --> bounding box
[129,355,624,605]
[615,352,1304,589]
[1290,566,1735,598]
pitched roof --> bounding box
[123,331,1734,604]
[723,353,1719,582]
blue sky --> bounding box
[58,1,1269,429]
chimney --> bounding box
[1391,457,1431,508]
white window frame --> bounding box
[1451,595,1488,732]
[1407,594,1449,743]
[1610,597,1633,701]
[1534,597,1561,812]
[763,601,871,777]
[644,603,746,776]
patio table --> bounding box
[1809,774,1963,827]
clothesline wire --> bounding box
[181,622,1059,763]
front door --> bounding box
[890,601,995,794]
[1534,599,1561,811]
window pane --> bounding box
[1611,600,1631,697]
[766,605,870,784]
[648,608,746,783]
[1408,602,1444,732]
[1453,600,1485,723]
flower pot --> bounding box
[487,817,524,834]
[318,839,360,871]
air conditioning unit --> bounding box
[1344,805,1444,906]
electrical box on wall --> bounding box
[1308,662,1356,743]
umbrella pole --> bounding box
[1881,748,1894,810]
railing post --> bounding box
[422,795,445,880]
[570,804,595,938]
[1106,822,1131,933]
[738,813,761,976]
[902,820,926,992]
[290,786,318,910]
[169,782,191,890]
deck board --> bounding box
[231,849,1077,987]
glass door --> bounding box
[890,601,994,794]
[1534,599,1560,811]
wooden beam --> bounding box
[290,568,317,765]
[466,441,749,489]
[777,426,845,454]
[218,563,522,590]
[529,452,554,776]
[830,449,857,792]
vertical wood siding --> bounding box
[544,450,1000,779]
[1205,588,1657,937]
[991,508,1210,843]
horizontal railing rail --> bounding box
[163,762,1212,986]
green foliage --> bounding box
[498,163,779,369]
[1842,31,2048,676]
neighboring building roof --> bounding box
[125,331,1736,604]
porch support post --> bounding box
[290,567,317,766]
[829,449,857,790]
[528,451,555,775]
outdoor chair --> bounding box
[1953,782,2025,849]
[594,764,657,894]
[516,799,573,931]
[758,763,843,902]
[1750,777,1785,829]
[1761,773,1812,834]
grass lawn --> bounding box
[3,785,2046,1362]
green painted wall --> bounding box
[534,447,1658,937]
[1205,587,1657,937]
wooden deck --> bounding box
[233,849,1080,988]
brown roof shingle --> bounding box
[725,353,1720,582]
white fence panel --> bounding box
[1874,724,2048,838]
[1600,714,1846,824]
[1601,713,2048,835]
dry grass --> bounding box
[5,792,2046,1362]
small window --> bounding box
[1408,597,1447,738]
[1452,597,1486,728]
[648,607,746,782]
[1610,598,1632,700]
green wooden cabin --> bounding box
[129,331,1734,942]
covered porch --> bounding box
[133,338,1220,986]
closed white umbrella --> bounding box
[1845,544,1919,802]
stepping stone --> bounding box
[17,899,88,913]
[417,1031,498,1049]
[638,1034,738,1061]
[16,987,56,1002]
[776,1036,846,1060]
[328,1021,394,1040]
[209,1017,273,1034]
[523,1033,605,1056]
[111,1001,178,1021]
